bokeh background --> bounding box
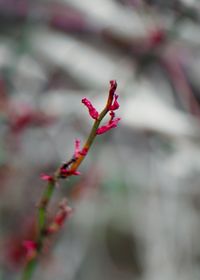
[1,0,200,279]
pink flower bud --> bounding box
[109,80,117,99]
[74,139,81,158]
[96,117,121,135]
[40,174,54,182]
[59,167,80,178]
[22,240,37,260]
[47,199,73,234]
[109,111,115,120]
[79,147,88,156]
[82,98,99,120]
[109,94,120,111]
[74,139,88,158]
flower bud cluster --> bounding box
[82,80,120,135]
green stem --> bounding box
[38,181,55,233]
[21,259,37,280]
[21,181,56,280]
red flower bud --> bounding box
[47,199,73,234]
[96,117,121,135]
[82,98,99,120]
[74,139,81,158]
[74,139,88,158]
[108,94,119,111]
[22,240,37,261]
[109,80,117,99]
[40,174,54,182]
[59,167,80,178]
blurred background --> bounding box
[1,0,200,279]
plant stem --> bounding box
[21,104,109,280]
